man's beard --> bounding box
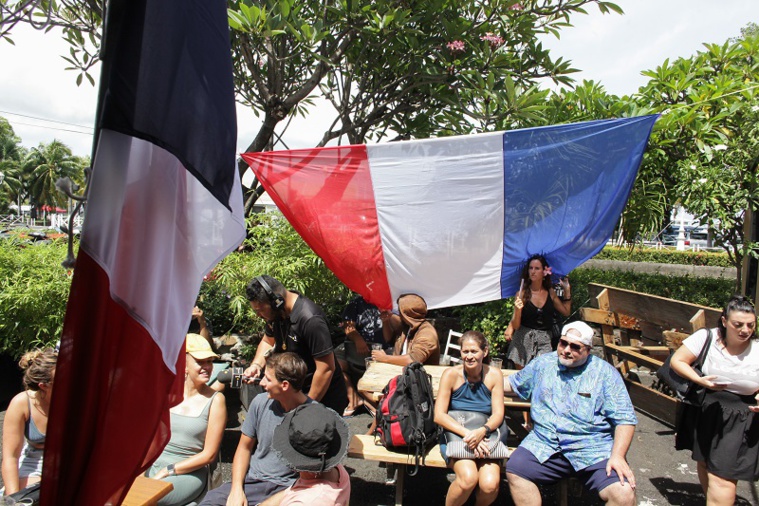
[558,353,589,368]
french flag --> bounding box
[41,1,245,504]
[242,116,657,310]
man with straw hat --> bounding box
[262,403,351,505]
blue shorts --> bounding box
[506,447,624,494]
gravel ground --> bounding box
[2,383,758,505]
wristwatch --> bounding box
[167,464,176,476]
[483,425,493,437]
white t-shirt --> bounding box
[683,328,759,396]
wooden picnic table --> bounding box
[122,476,173,506]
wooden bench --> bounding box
[580,283,721,426]
[348,434,569,506]
[348,434,513,505]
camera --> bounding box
[553,283,564,300]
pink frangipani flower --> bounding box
[446,40,466,53]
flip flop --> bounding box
[342,406,359,417]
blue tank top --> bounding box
[25,396,46,446]
[449,367,492,414]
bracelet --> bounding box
[561,297,572,302]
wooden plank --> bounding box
[630,345,670,353]
[625,380,677,427]
[348,434,449,467]
[604,343,664,370]
[689,309,706,334]
[586,283,721,332]
[663,331,689,350]
[596,288,610,311]
[580,307,620,327]
[123,477,173,506]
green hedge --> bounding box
[596,246,733,268]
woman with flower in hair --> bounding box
[1,347,57,496]
[504,254,571,369]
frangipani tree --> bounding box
[0,0,624,215]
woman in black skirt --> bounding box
[504,254,571,368]
[670,295,759,505]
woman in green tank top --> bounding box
[146,334,227,505]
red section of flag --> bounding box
[41,251,183,504]
[242,145,392,309]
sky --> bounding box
[0,0,757,158]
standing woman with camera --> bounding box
[1,347,57,496]
[670,295,759,506]
[504,254,571,369]
[146,334,227,505]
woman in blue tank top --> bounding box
[434,331,505,506]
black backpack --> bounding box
[375,362,440,475]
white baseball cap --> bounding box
[561,321,594,347]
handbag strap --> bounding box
[693,328,712,369]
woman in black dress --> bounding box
[504,254,571,368]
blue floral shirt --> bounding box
[509,352,637,470]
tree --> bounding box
[22,140,86,211]
[1,0,624,215]
[0,117,26,212]
[228,0,623,212]
[632,31,759,287]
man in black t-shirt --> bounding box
[242,275,348,414]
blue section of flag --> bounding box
[499,115,658,298]
[97,0,237,208]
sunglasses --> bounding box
[558,338,585,352]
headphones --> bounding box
[257,276,285,311]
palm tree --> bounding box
[23,140,85,211]
[0,118,26,211]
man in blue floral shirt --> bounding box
[505,321,637,506]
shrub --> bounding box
[0,237,72,357]
[596,246,732,268]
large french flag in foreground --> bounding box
[41,1,245,504]
[242,116,657,310]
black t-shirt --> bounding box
[265,294,347,413]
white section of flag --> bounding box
[367,132,506,309]
[82,130,245,370]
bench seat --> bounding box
[348,434,449,468]
[348,434,523,505]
